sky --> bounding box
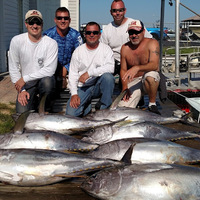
[80,0,200,30]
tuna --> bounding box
[0,131,98,152]
[0,149,122,186]
[87,138,200,164]
[16,110,124,134]
[82,121,198,145]
[81,163,200,200]
[84,106,184,124]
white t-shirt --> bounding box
[68,42,114,96]
[9,32,58,84]
[100,18,152,62]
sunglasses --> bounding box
[85,31,99,35]
[128,29,143,36]
[111,8,125,13]
[28,20,42,26]
[56,16,70,20]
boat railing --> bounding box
[163,46,200,69]
[162,49,200,88]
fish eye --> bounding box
[90,129,95,133]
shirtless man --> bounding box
[118,20,161,115]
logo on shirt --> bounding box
[38,58,44,66]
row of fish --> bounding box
[1,93,200,200]
[1,113,200,187]
[80,118,200,199]
[80,93,200,199]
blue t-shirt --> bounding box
[43,26,83,71]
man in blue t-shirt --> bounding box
[43,7,83,93]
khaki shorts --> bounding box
[118,71,160,108]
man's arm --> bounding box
[68,50,81,108]
[120,44,129,91]
[8,38,22,85]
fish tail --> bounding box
[110,90,127,110]
[38,93,48,114]
[13,110,34,134]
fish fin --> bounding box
[38,94,48,114]
[114,120,137,127]
[11,113,21,122]
[54,174,87,178]
[103,117,128,126]
[185,160,200,165]
[180,112,200,128]
[61,150,80,154]
[110,90,127,110]
[121,143,135,164]
[13,110,34,134]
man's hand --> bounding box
[122,66,139,82]
[122,89,131,102]
[15,77,25,92]
[79,72,89,84]
[70,95,80,108]
[18,91,30,106]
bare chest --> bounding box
[126,49,149,69]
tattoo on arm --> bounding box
[152,47,160,56]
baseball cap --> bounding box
[127,20,144,32]
[25,10,43,21]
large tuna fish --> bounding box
[0,131,98,152]
[84,106,184,124]
[14,110,124,135]
[0,149,122,186]
[87,138,200,164]
[81,163,200,200]
[82,121,198,144]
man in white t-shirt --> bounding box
[66,22,115,117]
[9,10,58,113]
[100,0,152,76]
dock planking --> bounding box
[0,178,97,200]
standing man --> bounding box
[118,20,161,115]
[66,22,115,117]
[9,10,58,114]
[100,0,152,76]
[43,7,83,93]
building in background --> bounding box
[181,14,200,41]
[0,0,80,73]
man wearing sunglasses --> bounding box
[9,10,58,114]
[100,0,152,78]
[43,7,83,95]
[66,22,115,117]
[118,20,161,115]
